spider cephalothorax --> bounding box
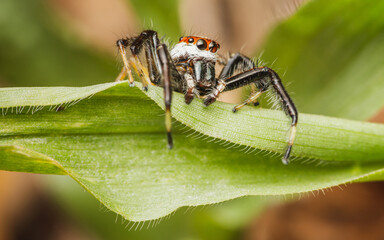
[170,36,221,103]
[171,36,220,60]
[116,30,298,164]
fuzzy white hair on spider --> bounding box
[170,36,220,62]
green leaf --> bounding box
[261,0,384,120]
[44,176,265,240]
[143,83,384,162]
[0,82,383,221]
[0,145,65,175]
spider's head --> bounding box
[170,36,220,62]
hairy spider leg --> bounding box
[131,30,183,89]
[157,44,173,149]
[269,70,298,164]
[117,30,183,149]
[116,39,150,89]
[144,42,161,85]
[116,40,135,85]
[218,53,260,106]
[129,30,165,90]
[218,53,255,79]
[116,37,153,90]
[205,67,298,164]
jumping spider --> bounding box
[116,30,298,164]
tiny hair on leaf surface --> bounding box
[0,81,384,221]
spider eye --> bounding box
[179,37,183,42]
[188,38,194,43]
[209,42,217,53]
[196,39,207,50]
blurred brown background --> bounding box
[0,0,383,239]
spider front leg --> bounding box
[116,30,162,90]
[117,30,183,150]
[156,43,184,149]
[116,39,135,86]
[116,38,150,90]
[217,53,261,106]
[205,67,298,164]
[218,53,256,79]
[157,44,174,149]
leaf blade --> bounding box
[0,82,383,221]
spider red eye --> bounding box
[196,39,207,50]
[188,38,194,43]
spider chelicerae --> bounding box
[115,30,298,164]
